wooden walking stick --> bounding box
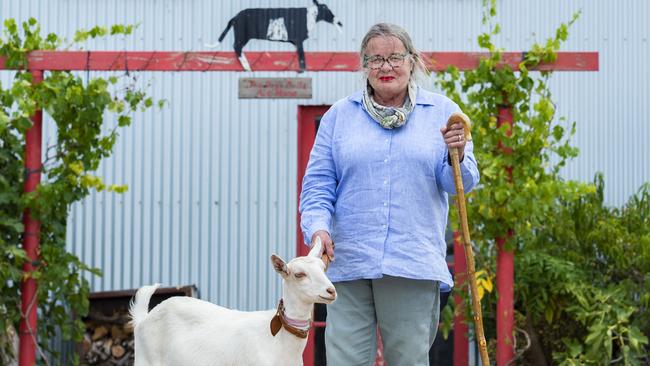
[447,112,490,365]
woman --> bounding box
[300,23,479,365]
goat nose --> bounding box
[326,287,336,296]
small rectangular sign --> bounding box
[239,77,312,99]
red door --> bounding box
[297,105,331,366]
[297,105,387,366]
[296,104,331,258]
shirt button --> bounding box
[383,225,387,229]
[385,138,389,142]
[383,202,388,206]
[384,158,388,163]
[383,180,388,185]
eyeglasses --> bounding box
[363,52,411,70]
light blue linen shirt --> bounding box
[299,87,479,287]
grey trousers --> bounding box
[325,276,440,366]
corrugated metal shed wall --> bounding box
[1,0,648,310]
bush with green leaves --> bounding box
[436,0,649,363]
[519,174,649,364]
[0,18,155,364]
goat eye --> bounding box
[294,272,306,279]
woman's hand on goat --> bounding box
[311,230,334,263]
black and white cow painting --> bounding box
[206,0,342,72]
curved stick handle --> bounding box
[446,112,490,366]
[447,111,473,141]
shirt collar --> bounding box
[348,86,436,106]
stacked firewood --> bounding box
[81,309,135,365]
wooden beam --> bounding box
[0,51,598,72]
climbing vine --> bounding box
[0,18,155,364]
[437,1,587,246]
[437,0,649,363]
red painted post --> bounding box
[453,231,469,366]
[496,237,514,365]
[496,105,515,365]
[19,70,43,366]
[375,330,385,366]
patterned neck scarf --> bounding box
[362,80,417,129]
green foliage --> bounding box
[519,175,649,364]
[436,0,649,363]
[0,18,153,364]
[437,2,588,248]
[72,24,135,43]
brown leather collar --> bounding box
[269,299,310,339]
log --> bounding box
[82,309,137,364]
[111,344,126,359]
[110,324,126,341]
[81,333,92,355]
[102,338,113,356]
[91,325,109,341]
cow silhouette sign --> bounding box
[206,0,342,72]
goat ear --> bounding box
[271,254,289,276]
[313,0,319,5]
[308,236,323,258]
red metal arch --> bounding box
[2,51,598,366]
[3,50,598,72]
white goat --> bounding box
[130,238,336,366]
